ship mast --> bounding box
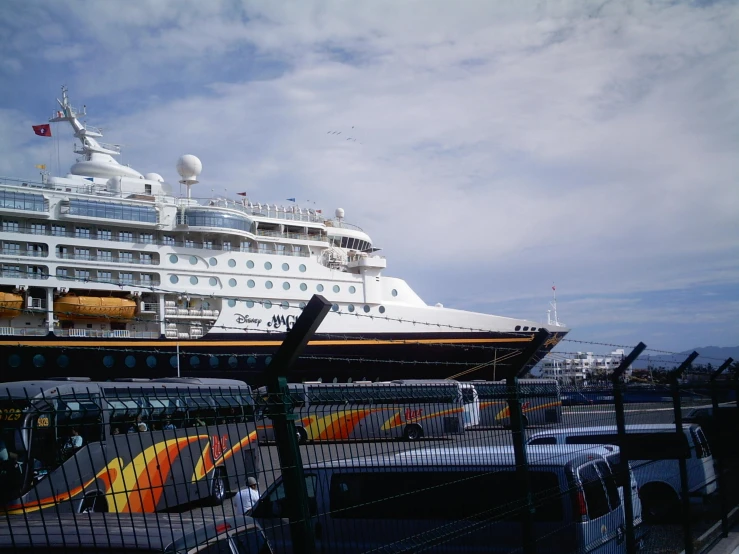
[547,285,564,328]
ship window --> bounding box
[283,282,290,290]
[163,235,174,245]
[57,355,69,368]
[56,268,68,278]
[203,241,213,250]
[228,299,236,307]
[75,227,91,239]
[75,269,90,280]
[229,278,237,287]
[265,280,273,289]
[209,257,217,266]
[379,306,386,314]
[125,355,136,368]
[190,356,200,368]
[0,191,46,211]
[348,304,355,312]
[170,275,179,284]
[119,252,133,262]
[169,356,178,368]
[265,262,272,270]
[282,263,289,271]
[515,325,521,331]
[184,209,252,232]
[332,304,339,312]
[264,300,272,309]
[228,356,238,368]
[531,327,537,331]
[8,354,21,368]
[31,223,46,235]
[247,260,255,269]
[99,229,112,240]
[120,231,133,242]
[245,300,255,308]
[185,239,195,248]
[2,264,21,278]
[33,354,45,368]
[523,326,529,331]
[247,356,256,367]
[99,271,112,282]
[190,276,198,285]
[349,286,356,294]
[68,199,157,223]
[247,279,255,288]
[120,273,133,283]
[363,305,370,313]
[104,355,115,368]
[228,259,236,267]
[147,356,157,368]
[209,277,217,286]
[50,224,64,236]
[189,256,198,265]
[391,289,398,297]
[281,301,289,310]
[317,284,324,292]
[222,241,231,251]
[209,356,218,368]
[2,242,19,255]
[299,302,306,309]
[333,285,340,293]
[300,283,307,291]
[140,233,153,244]
[265,356,272,366]
[169,254,178,264]
[299,264,307,272]
[140,253,152,265]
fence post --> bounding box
[264,294,331,554]
[671,351,699,554]
[507,329,550,554]
[710,357,734,538]
[611,342,646,554]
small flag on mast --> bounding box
[32,124,52,137]
[237,192,247,196]
[286,198,296,202]
[35,164,46,170]
[552,285,556,291]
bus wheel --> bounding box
[403,425,423,441]
[296,427,308,445]
[208,469,227,506]
[640,484,679,523]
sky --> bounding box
[0,0,737,359]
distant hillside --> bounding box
[636,346,739,369]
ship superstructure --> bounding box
[0,88,569,384]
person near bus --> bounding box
[233,477,260,514]
[162,415,176,430]
[128,416,148,433]
[62,429,83,456]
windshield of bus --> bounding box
[0,399,35,502]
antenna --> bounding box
[547,285,564,327]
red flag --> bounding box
[237,192,247,196]
[316,209,322,213]
[32,124,52,137]
[552,285,556,291]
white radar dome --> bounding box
[176,154,202,184]
[144,173,164,183]
[335,208,345,219]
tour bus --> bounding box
[257,379,471,443]
[471,379,562,427]
[0,377,260,515]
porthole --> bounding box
[300,283,307,291]
[264,261,272,270]
[229,278,237,287]
[247,260,254,269]
[265,356,272,366]
[170,275,179,284]
[169,254,179,264]
[332,304,339,312]
[363,305,370,313]
[209,356,219,368]
[515,325,521,331]
[282,263,289,271]
[228,259,236,268]
[190,356,200,368]
[8,354,20,368]
[57,354,69,368]
[247,356,256,367]
[209,257,218,266]
[379,306,386,314]
[33,354,45,368]
[104,355,115,368]
[169,355,178,368]
[281,301,289,309]
[299,302,306,309]
[523,326,529,331]
[531,327,537,331]
[190,276,199,285]
[247,279,255,288]
[391,289,398,297]
[228,356,238,369]
[349,286,356,294]
[144,356,156,369]
[316,284,324,292]
[209,277,218,286]
[299,264,306,272]
[189,256,198,265]
[125,355,136,368]
[264,300,272,309]
[265,280,273,289]
[348,304,355,312]
[333,285,340,293]
[283,282,290,290]
[245,300,255,308]
[228,299,236,307]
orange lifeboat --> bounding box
[54,296,137,321]
[0,292,23,318]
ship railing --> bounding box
[0,248,48,258]
[0,269,49,280]
[55,253,160,265]
[0,327,49,336]
[185,197,326,223]
[323,219,365,232]
[56,274,161,287]
[54,329,160,339]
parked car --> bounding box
[252,445,629,554]
[681,406,739,461]
[0,512,272,553]
[527,424,717,522]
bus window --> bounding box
[57,395,102,449]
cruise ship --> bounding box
[0,88,569,385]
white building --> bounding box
[538,349,630,384]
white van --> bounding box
[251,446,629,554]
[527,424,717,522]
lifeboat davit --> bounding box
[54,296,137,321]
[0,292,23,318]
